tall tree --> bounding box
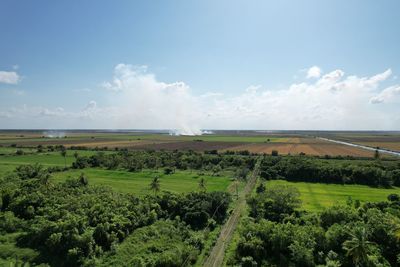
[150,176,160,195]
[343,227,376,266]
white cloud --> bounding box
[369,68,392,83]
[0,71,20,84]
[1,66,399,130]
[370,85,400,104]
[306,66,322,79]
[91,66,400,130]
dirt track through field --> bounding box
[203,157,261,267]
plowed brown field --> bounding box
[131,141,247,151]
[224,142,374,157]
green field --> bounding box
[0,149,234,195]
[52,168,233,195]
[268,180,400,211]
[0,150,107,177]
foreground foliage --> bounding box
[0,164,232,266]
[233,184,400,266]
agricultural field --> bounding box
[0,151,235,196]
[313,131,400,152]
[0,130,383,157]
[52,168,233,195]
[224,137,376,157]
[0,149,114,178]
[267,180,400,211]
[0,131,288,146]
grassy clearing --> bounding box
[0,150,108,166]
[268,180,400,212]
[52,168,233,195]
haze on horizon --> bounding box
[1,0,399,132]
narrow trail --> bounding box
[203,157,261,267]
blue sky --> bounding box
[1,0,400,130]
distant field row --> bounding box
[268,180,400,211]
[225,142,377,157]
[0,135,382,158]
[317,132,400,152]
[0,134,289,144]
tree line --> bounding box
[71,150,256,174]
[260,156,400,187]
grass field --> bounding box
[52,168,233,195]
[267,180,400,212]
[0,150,108,177]
[0,148,234,196]
[0,150,102,165]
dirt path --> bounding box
[203,157,261,267]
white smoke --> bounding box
[43,130,66,138]
[169,128,214,136]
[102,64,203,134]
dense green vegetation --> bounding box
[0,149,252,266]
[260,155,400,187]
[232,184,400,266]
[96,220,199,266]
[71,149,256,171]
[0,164,233,266]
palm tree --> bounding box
[198,178,206,192]
[60,149,67,168]
[150,176,160,195]
[343,227,376,266]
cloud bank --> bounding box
[1,64,399,131]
